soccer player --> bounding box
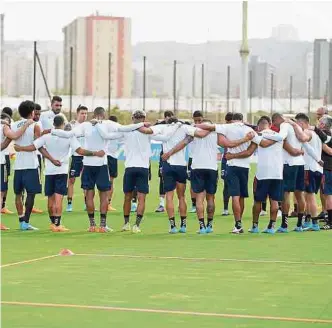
[40,96,64,131]
[225,116,284,233]
[271,113,310,232]
[197,113,282,233]
[1,113,35,230]
[312,115,332,229]
[11,100,56,230]
[54,107,146,232]
[221,112,233,216]
[66,105,88,212]
[286,114,324,231]
[187,111,204,213]
[96,110,178,233]
[1,107,14,214]
[15,115,104,232]
[163,119,256,233]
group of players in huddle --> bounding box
[1,96,332,235]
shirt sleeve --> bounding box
[251,132,262,144]
[150,125,163,135]
[70,136,81,152]
[215,124,227,135]
[183,125,197,137]
[279,123,289,140]
[33,135,46,149]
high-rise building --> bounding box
[329,40,332,104]
[249,56,275,98]
[313,39,329,99]
[62,14,131,98]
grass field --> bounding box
[1,162,332,328]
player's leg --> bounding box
[176,182,187,233]
[165,190,176,231]
[107,155,118,211]
[0,164,10,229]
[131,188,138,212]
[222,179,230,216]
[191,169,206,233]
[1,155,12,214]
[123,168,135,231]
[226,167,241,231]
[260,201,267,216]
[155,177,165,213]
[294,165,305,231]
[318,187,327,220]
[66,177,75,212]
[250,178,265,233]
[204,170,217,233]
[31,155,43,214]
[322,169,332,229]
[132,168,149,233]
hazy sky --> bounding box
[2,0,332,44]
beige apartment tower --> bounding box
[63,14,131,98]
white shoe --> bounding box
[231,226,244,234]
[27,224,39,231]
[122,222,131,232]
[222,210,229,216]
[259,210,267,216]
[277,210,282,218]
[132,224,141,234]
[105,225,114,232]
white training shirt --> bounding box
[11,119,39,170]
[215,122,260,168]
[255,129,284,180]
[304,131,323,174]
[0,124,6,164]
[151,124,196,166]
[105,121,123,159]
[191,132,219,170]
[71,121,85,157]
[40,111,68,131]
[279,122,305,166]
[34,134,80,175]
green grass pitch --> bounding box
[1,162,332,328]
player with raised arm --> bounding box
[15,115,104,232]
[66,105,88,212]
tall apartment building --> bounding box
[249,56,275,98]
[63,14,131,98]
[313,39,329,99]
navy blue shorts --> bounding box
[5,155,11,176]
[45,174,68,196]
[226,166,249,197]
[69,156,84,178]
[81,165,111,192]
[123,167,149,194]
[283,164,305,192]
[253,178,283,202]
[13,168,42,195]
[221,161,227,180]
[107,155,118,178]
[304,170,322,194]
[191,169,218,195]
[1,164,8,192]
[162,162,187,192]
[187,157,193,181]
[322,170,332,196]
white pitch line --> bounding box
[74,253,332,266]
[1,255,58,268]
[2,301,332,324]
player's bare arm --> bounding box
[75,148,105,157]
[218,131,254,148]
[1,137,11,150]
[194,123,216,132]
[225,142,258,160]
[3,119,34,140]
[283,141,304,156]
[161,135,194,161]
[286,119,310,142]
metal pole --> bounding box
[143,56,146,111]
[36,51,52,102]
[201,63,204,112]
[33,41,37,102]
[69,46,73,121]
[249,69,252,118]
[308,78,311,114]
[289,75,293,113]
[226,65,230,112]
[239,1,249,121]
[270,73,274,115]
[108,52,112,116]
[173,60,177,113]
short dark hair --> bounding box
[271,113,283,122]
[193,110,203,118]
[34,103,41,111]
[18,100,35,119]
[77,105,88,113]
[53,115,65,128]
[51,96,62,104]
[109,115,118,122]
[232,112,243,121]
[94,107,105,116]
[225,112,233,122]
[1,113,11,123]
[164,110,174,119]
[2,107,13,117]
[167,117,179,124]
[257,115,271,125]
[295,113,310,123]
